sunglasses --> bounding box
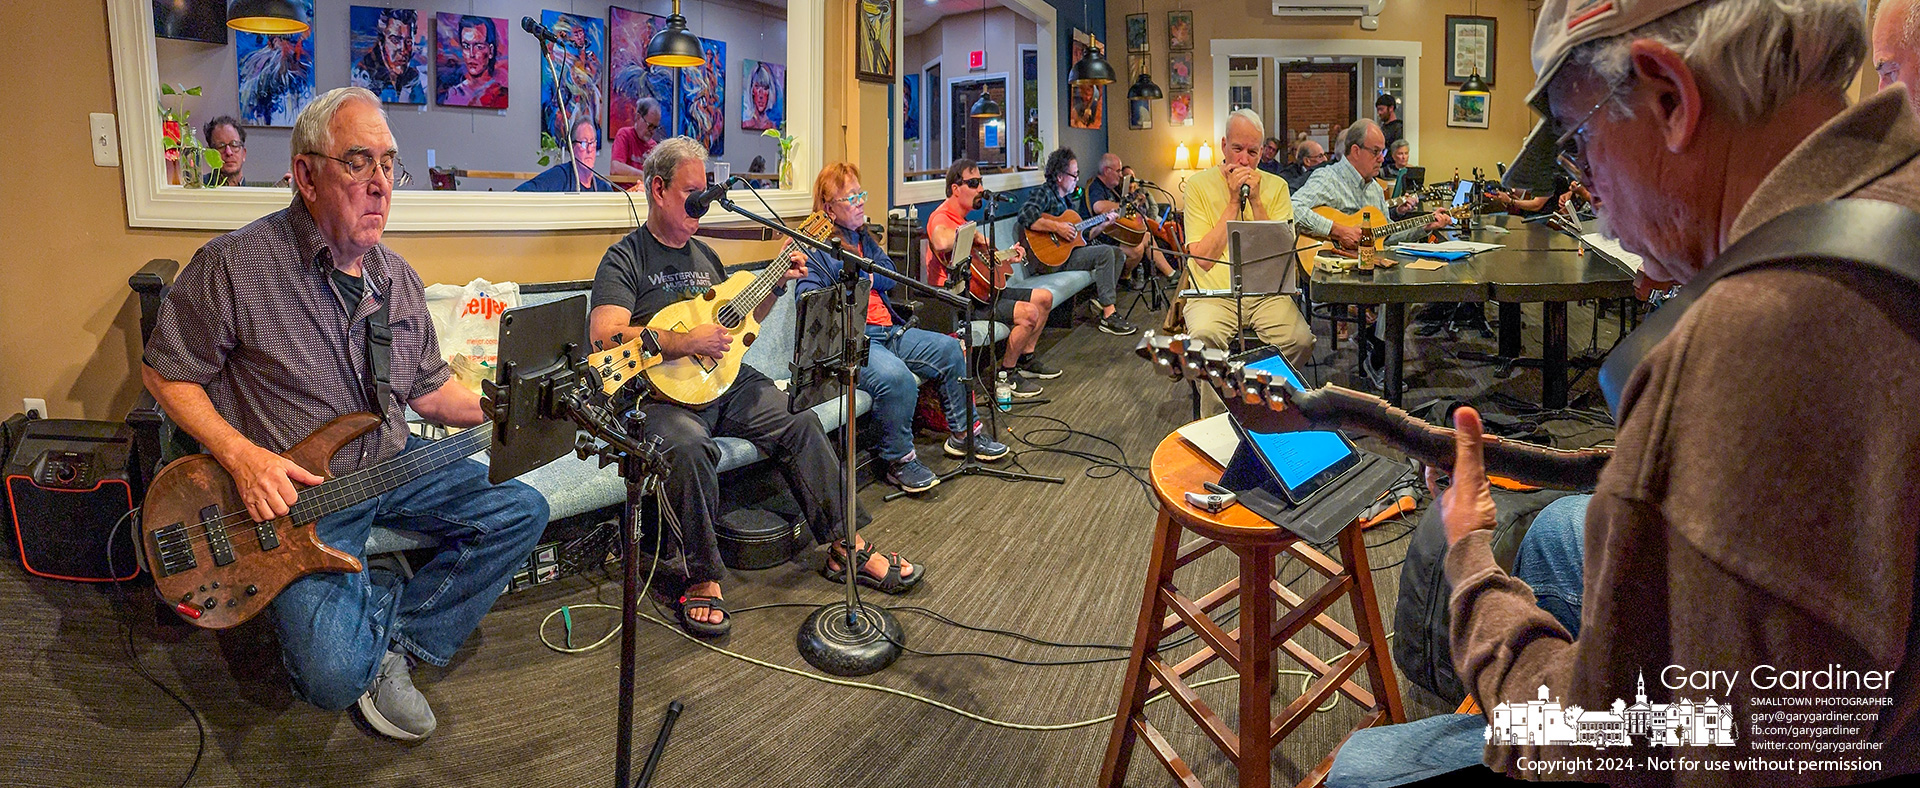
[960,177,983,188]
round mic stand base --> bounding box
[797,601,905,676]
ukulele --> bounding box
[965,243,1023,304]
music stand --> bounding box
[484,296,672,788]
[1225,220,1303,356]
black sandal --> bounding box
[672,594,731,638]
[821,540,925,594]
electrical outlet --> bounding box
[89,113,119,167]
[23,398,47,419]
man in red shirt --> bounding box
[610,97,662,183]
[924,160,1057,397]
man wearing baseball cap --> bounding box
[1329,1,1920,785]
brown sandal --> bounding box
[821,540,925,594]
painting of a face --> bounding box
[379,17,414,76]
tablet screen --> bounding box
[1232,350,1361,502]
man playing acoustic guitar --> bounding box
[587,137,924,638]
[925,159,1057,398]
[1018,149,1137,336]
[142,88,550,741]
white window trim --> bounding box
[894,0,1054,206]
[1016,43,1037,169]
[1208,39,1421,162]
[105,0,824,231]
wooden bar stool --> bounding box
[1100,432,1407,788]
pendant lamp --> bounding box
[647,0,706,67]
[227,0,309,34]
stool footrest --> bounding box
[1133,717,1205,788]
[1159,576,1242,638]
[1146,656,1240,761]
[1162,587,1244,674]
[1272,644,1372,746]
[1271,576,1362,649]
[1279,638,1377,711]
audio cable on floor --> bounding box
[107,508,206,788]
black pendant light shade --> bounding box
[227,0,310,34]
[1070,35,1117,86]
[1126,72,1162,101]
[970,92,1002,118]
[1459,71,1491,96]
[646,1,706,67]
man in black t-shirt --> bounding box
[588,137,924,638]
[1083,152,1175,286]
[1376,94,1404,150]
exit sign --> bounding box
[969,50,985,70]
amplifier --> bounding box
[4,419,139,582]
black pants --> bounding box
[638,367,850,586]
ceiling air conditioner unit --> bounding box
[1273,0,1385,30]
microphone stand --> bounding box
[707,193,964,675]
[1234,188,1250,356]
[883,191,1063,502]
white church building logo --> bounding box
[1486,671,1737,749]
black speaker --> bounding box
[4,420,139,582]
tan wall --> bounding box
[1106,0,1541,208]
[1,0,862,422]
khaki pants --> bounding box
[1180,294,1314,366]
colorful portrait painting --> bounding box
[1069,81,1104,130]
[1126,14,1148,53]
[902,74,920,140]
[236,2,314,128]
[435,13,508,108]
[856,0,896,82]
[1169,91,1193,126]
[350,6,427,104]
[609,8,674,142]
[680,38,726,155]
[1168,51,1193,93]
[741,59,785,132]
[1128,54,1149,83]
[539,11,605,149]
[1168,10,1193,51]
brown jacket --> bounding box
[1448,88,1920,785]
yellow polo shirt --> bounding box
[1182,166,1295,292]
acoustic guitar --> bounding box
[1104,210,1150,247]
[141,416,495,629]
[1135,332,1611,491]
[642,211,837,408]
[1022,209,1121,269]
[966,245,1023,304]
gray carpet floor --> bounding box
[0,296,1626,788]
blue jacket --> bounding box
[795,225,903,325]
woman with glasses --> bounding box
[796,163,1009,493]
[516,119,621,193]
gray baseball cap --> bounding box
[1506,0,1706,189]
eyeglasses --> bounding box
[1554,87,1626,183]
[960,177,983,188]
[572,138,599,149]
[212,141,245,153]
[834,191,868,206]
[305,150,412,187]
[1356,145,1385,158]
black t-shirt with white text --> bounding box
[590,225,726,327]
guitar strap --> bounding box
[365,294,394,421]
[1600,199,1920,419]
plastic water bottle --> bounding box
[995,374,1013,412]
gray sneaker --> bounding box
[358,649,436,741]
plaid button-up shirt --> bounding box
[144,196,451,475]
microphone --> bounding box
[1238,183,1251,212]
[522,16,562,44]
[684,176,736,218]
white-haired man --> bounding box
[1328,0,1920,784]
[142,87,549,741]
[1179,109,1314,365]
[1877,0,1920,98]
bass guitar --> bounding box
[141,416,494,629]
[642,211,837,408]
[1136,332,1612,491]
[1023,209,1121,269]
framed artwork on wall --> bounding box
[1129,97,1151,130]
[1169,91,1192,126]
[609,9,672,138]
[1128,54,1149,84]
[350,7,428,104]
[538,11,605,149]
[857,0,896,83]
[1445,15,1496,86]
[1126,14,1148,53]
[236,0,315,127]
[435,14,508,108]
[1167,10,1192,51]
[1168,51,1192,92]
[742,59,785,131]
[1447,89,1489,128]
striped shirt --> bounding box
[143,196,451,475]
[1290,158,1428,246]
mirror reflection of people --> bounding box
[352,9,426,103]
[441,16,506,107]
[142,87,547,742]
[1019,149,1134,335]
[202,115,247,187]
[747,155,767,173]
[795,163,1009,493]
[517,119,620,192]
[925,160,1055,397]
[1257,136,1285,176]
[611,97,663,180]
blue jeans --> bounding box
[273,435,548,711]
[1328,494,1591,787]
[860,324,970,463]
